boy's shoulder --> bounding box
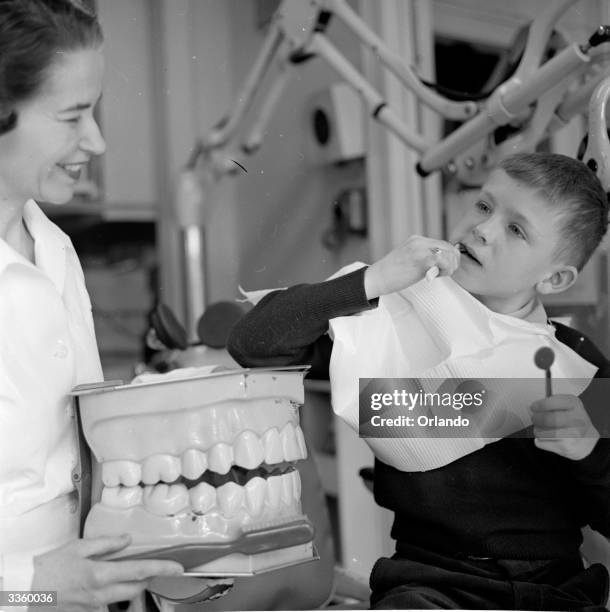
[552,320,610,376]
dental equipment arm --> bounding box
[193,0,610,191]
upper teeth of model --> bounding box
[100,424,307,517]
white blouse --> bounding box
[0,200,103,591]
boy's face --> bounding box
[449,169,575,313]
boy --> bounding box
[227,153,610,610]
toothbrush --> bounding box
[114,514,315,570]
[425,247,441,281]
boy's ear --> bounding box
[536,265,578,295]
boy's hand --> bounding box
[364,236,460,300]
[529,394,600,460]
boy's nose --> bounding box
[473,220,497,244]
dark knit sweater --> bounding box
[227,266,610,560]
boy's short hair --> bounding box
[499,152,609,270]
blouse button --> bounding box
[54,339,69,358]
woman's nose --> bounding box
[80,116,106,156]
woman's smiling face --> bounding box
[0,47,106,207]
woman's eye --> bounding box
[475,200,490,213]
[63,116,80,124]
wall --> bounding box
[94,1,432,314]
[96,0,158,217]
[226,0,371,291]
[136,0,371,317]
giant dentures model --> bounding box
[72,366,315,575]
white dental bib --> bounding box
[329,264,597,472]
[71,366,315,576]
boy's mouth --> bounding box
[458,242,482,266]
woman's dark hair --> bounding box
[0,0,103,134]
[499,152,609,270]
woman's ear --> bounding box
[536,265,578,295]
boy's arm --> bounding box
[227,266,376,379]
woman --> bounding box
[0,2,183,609]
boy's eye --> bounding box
[62,116,81,124]
[508,223,525,239]
[475,200,490,213]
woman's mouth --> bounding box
[57,163,84,181]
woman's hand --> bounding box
[364,236,460,300]
[30,534,183,611]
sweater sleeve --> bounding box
[227,266,375,379]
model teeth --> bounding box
[182,448,208,480]
[262,427,283,464]
[101,426,307,486]
[102,426,308,486]
[295,426,308,458]
[266,474,283,509]
[244,476,266,516]
[234,430,265,469]
[102,460,142,487]
[190,481,216,514]
[101,470,301,517]
[101,486,143,508]
[291,469,301,500]
[281,423,301,461]
[208,442,233,474]
[217,481,244,517]
[98,425,307,518]
[142,454,181,485]
[281,471,293,506]
[143,483,189,516]
[103,427,308,488]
